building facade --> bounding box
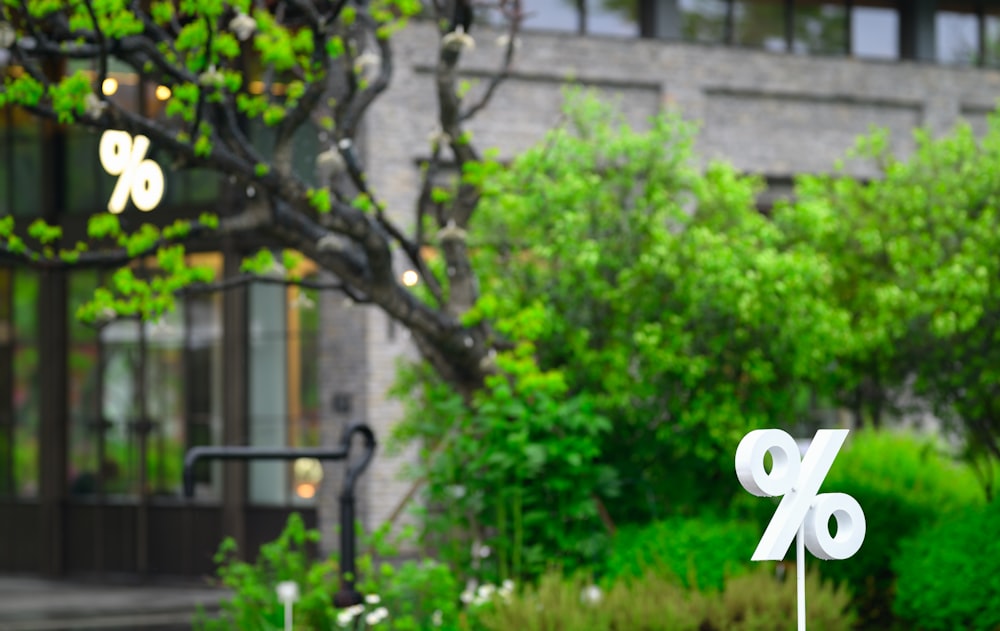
[3,0,1000,577]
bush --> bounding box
[712,568,855,631]
[472,567,854,631]
[811,430,986,627]
[893,503,1000,630]
[603,516,760,591]
[194,513,339,630]
[196,515,468,630]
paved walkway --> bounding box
[0,576,227,631]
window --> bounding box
[985,9,1000,66]
[732,0,787,51]
[522,0,581,33]
[587,0,640,36]
[247,260,325,506]
[936,10,979,64]
[6,107,43,217]
[65,256,225,499]
[851,5,900,60]
[12,270,39,498]
[680,0,731,43]
[794,2,848,56]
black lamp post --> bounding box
[183,423,376,607]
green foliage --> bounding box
[472,567,854,631]
[27,219,62,245]
[777,115,1000,458]
[358,558,465,631]
[392,353,615,580]
[194,513,339,630]
[241,248,278,274]
[309,188,333,213]
[893,503,1000,631]
[198,516,469,631]
[468,92,851,522]
[603,516,761,591]
[799,430,987,628]
[48,71,94,124]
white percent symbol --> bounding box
[736,429,865,631]
[99,130,165,214]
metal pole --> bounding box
[183,423,376,608]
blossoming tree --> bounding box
[0,0,518,398]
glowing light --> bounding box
[401,270,419,286]
[101,77,118,96]
[154,85,171,100]
[295,483,317,499]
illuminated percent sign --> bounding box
[99,130,165,214]
[736,429,866,562]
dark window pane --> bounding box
[10,109,43,217]
[67,271,101,494]
[0,268,12,497]
[65,129,112,215]
[0,109,9,217]
[852,6,900,60]
[733,0,787,51]
[680,0,730,43]
[13,270,40,498]
[985,12,1000,67]
[794,2,848,56]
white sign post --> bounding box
[735,429,866,631]
[276,581,299,631]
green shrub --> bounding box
[472,567,854,631]
[603,515,760,590]
[710,568,855,631]
[194,512,339,630]
[811,430,986,627]
[195,515,468,630]
[893,503,1000,631]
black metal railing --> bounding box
[183,423,376,607]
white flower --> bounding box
[460,587,475,605]
[495,33,521,51]
[316,148,346,179]
[427,127,451,148]
[0,22,15,49]
[431,609,443,626]
[353,51,381,78]
[336,606,361,628]
[84,93,107,118]
[292,290,315,310]
[365,606,389,625]
[475,583,496,605]
[442,26,475,52]
[447,485,466,499]
[580,584,602,605]
[198,66,225,87]
[364,593,381,605]
[477,544,491,559]
[229,12,256,41]
[499,579,515,601]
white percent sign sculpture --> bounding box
[736,429,866,631]
[99,130,165,214]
